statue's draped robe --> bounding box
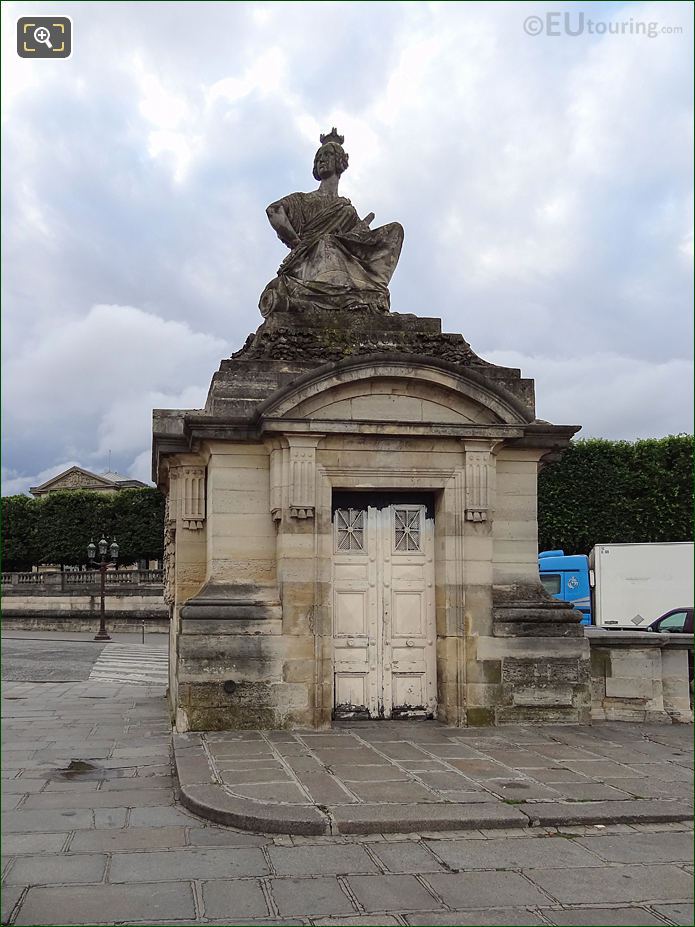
[262,191,403,314]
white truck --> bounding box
[539,541,694,628]
[591,542,694,628]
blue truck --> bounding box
[538,550,592,624]
[538,542,694,628]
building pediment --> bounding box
[29,466,148,496]
[257,356,533,429]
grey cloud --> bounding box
[2,0,692,493]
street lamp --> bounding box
[87,535,119,641]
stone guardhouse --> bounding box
[153,130,590,732]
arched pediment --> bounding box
[256,356,532,427]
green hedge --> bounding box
[538,435,693,555]
[1,488,165,569]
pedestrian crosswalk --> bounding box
[89,642,169,686]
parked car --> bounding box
[647,607,693,634]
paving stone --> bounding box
[69,825,188,852]
[311,749,386,765]
[1,794,25,810]
[129,763,172,778]
[533,745,602,760]
[300,735,356,748]
[547,907,666,926]
[5,852,107,885]
[406,909,547,926]
[551,783,631,801]
[484,750,552,767]
[432,834,600,870]
[371,841,446,872]
[301,773,358,804]
[128,805,199,826]
[426,871,551,908]
[98,775,175,790]
[628,764,693,782]
[1,778,50,794]
[219,766,292,785]
[330,765,409,782]
[526,863,694,904]
[231,782,309,803]
[94,808,129,828]
[483,778,562,800]
[22,788,173,810]
[524,767,592,784]
[108,846,269,882]
[1,833,67,855]
[269,843,379,876]
[651,903,695,926]
[188,827,271,847]
[398,760,448,771]
[313,917,400,926]
[210,742,274,757]
[413,770,475,791]
[41,779,102,792]
[1,809,94,832]
[419,744,486,759]
[576,831,695,864]
[202,879,269,918]
[346,874,438,913]
[605,779,694,800]
[372,744,429,761]
[447,760,510,779]
[14,881,196,925]
[271,876,354,917]
[562,760,643,779]
[343,781,436,803]
[436,790,493,803]
[1,885,25,924]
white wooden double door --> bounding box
[332,501,436,719]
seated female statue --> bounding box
[260,129,403,316]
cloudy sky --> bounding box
[2,0,692,495]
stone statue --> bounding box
[259,129,404,316]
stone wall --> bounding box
[588,628,693,723]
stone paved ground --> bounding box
[207,721,695,807]
[2,680,693,926]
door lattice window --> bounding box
[394,508,421,552]
[335,509,365,552]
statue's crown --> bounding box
[319,127,344,146]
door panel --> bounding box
[333,501,436,720]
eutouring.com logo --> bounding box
[523,12,683,39]
[17,17,72,58]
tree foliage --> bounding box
[1,488,165,568]
[538,435,693,554]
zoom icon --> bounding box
[17,17,72,58]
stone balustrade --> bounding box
[1,570,168,631]
[587,627,693,724]
[2,570,163,592]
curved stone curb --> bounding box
[173,732,330,835]
[180,782,330,835]
[519,799,695,828]
[173,733,694,836]
[331,800,528,834]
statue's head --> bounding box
[313,128,349,181]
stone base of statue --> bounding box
[154,306,590,731]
